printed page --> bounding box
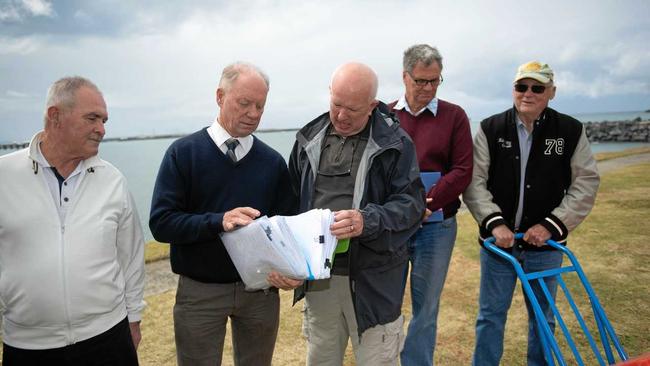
[220,216,292,290]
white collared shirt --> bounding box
[34,140,85,223]
[393,95,438,117]
[514,115,534,229]
[206,117,254,160]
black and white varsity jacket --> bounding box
[463,106,600,251]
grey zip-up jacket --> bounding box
[289,103,425,335]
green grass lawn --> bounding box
[138,158,650,365]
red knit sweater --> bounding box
[389,99,473,218]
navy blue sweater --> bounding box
[149,128,295,283]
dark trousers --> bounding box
[174,275,280,366]
[2,317,138,366]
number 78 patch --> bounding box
[545,138,565,155]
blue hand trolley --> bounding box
[483,233,628,365]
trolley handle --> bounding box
[484,233,568,251]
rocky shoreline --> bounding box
[585,118,650,142]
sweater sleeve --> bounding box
[463,126,507,232]
[149,145,225,244]
[544,128,600,237]
[428,108,473,211]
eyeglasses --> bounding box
[408,72,443,87]
[514,84,546,94]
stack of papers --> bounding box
[220,208,338,290]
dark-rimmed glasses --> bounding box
[514,84,546,94]
[408,72,443,87]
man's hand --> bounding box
[523,224,551,247]
[492,225,515,248]
[330,209,363,239]
[129,321,142,350]
[422,198,433,222]
[223,207,260,232]
[267,271,303,290]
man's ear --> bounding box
[47,106,60,125]
[216,88,225,107]
[365,100,379,118]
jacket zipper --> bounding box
[59,222,74,344]
[60,167,90,345]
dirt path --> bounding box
[143,152,650,297]
[596,152,650,174]
[144,259,178,297]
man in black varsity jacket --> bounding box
[149,62,300,366]
[463,61,600,366]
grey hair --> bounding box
[403,44,443,73]
[218,62,270,91]
[44,76,101,125]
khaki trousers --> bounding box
[174,276,279,366]
[303,275,404,366]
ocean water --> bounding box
[0,131,297,242]
[2,111,649,242]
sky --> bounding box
[1,0,649,142]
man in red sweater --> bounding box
[389,44,473,366]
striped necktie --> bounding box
[225,138,240,163]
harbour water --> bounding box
[2,111,649,242]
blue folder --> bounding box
[421,172,443,222]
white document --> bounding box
[220,209,337,290]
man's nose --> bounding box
[96,122,106,136]
[422,82,435,91]
[247,106,263,119]
[524,87,536,97]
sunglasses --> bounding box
[514,84,546,94]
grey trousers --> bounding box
[174,275,280,366]
[303,275,405,366]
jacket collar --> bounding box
[28,131,105,170]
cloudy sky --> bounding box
[1,0,649,142]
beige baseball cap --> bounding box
[513,61,554,84]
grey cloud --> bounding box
[1,0,649,143]
[21,0,54,17]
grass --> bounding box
[136,158,650,365]
[145,241,169,263]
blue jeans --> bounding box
[400,216,457,366]
[472,246,563,366]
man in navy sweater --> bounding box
[149,62,299,366]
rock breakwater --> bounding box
[585,119,650,142]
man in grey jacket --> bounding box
[288,62,425,366]
[463,61,600,366]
